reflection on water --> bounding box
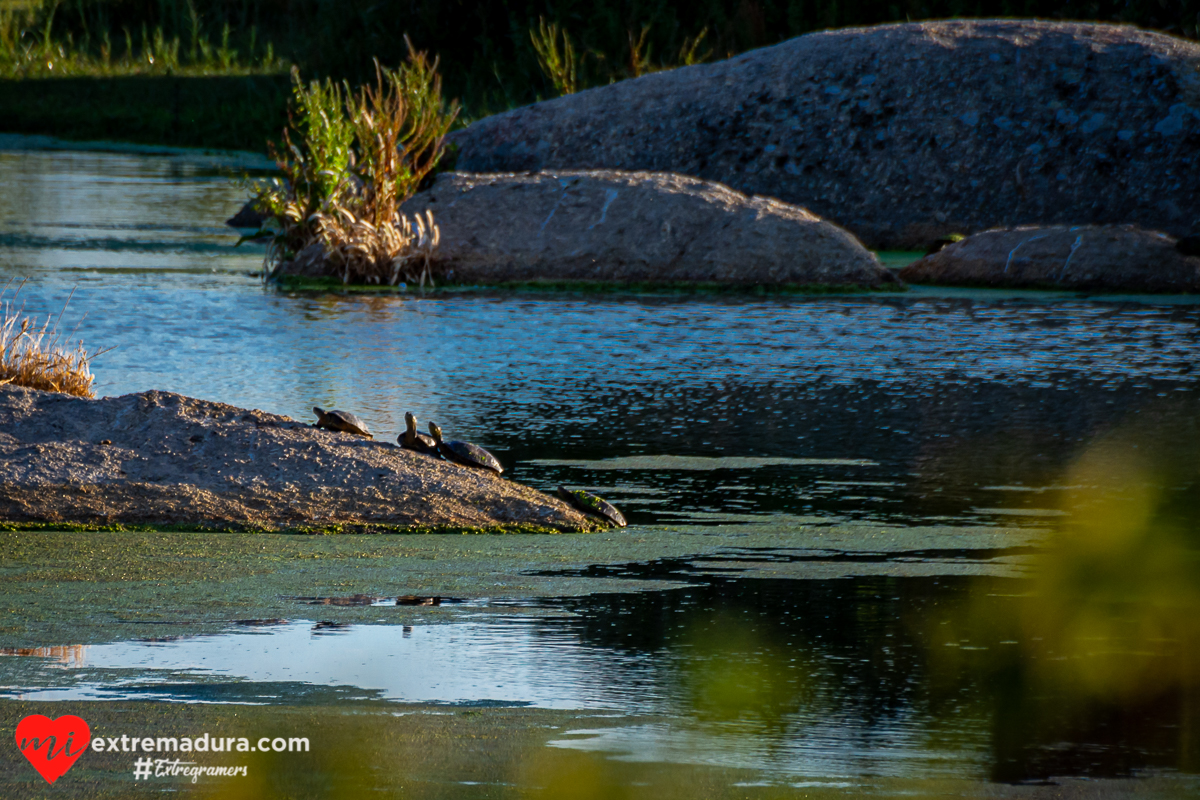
[0,578,1004,782]
[1,141,1199,787]
[0,645,87,666]
[4,556,1196,782]
[5,619,661,711]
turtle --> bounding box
[428,422,503,474]
[312,406,372,438]
[398,412,440,456]
[557,486,627,528]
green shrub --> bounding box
[249,44,459,286]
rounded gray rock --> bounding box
[400,170,895,288]
[452,20,1200,251]
[899,225,1200,292]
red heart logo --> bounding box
[14,714,90,784]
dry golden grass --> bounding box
[312,205,440,286]
[0,291,102,398]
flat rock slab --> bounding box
[0,386,596,532]
[452,20,1200,250]
[899,225,1200,292]
[394,171,894,288]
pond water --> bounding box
[1,140,1199,787]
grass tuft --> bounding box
[530,17,578,97]
[0,286,106,398]
[249,45,459,287]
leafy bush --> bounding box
[250,45,459,286]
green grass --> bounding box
[1,9,285,80]
[0,4,287,149]
[250,52,459,284]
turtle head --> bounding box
[428,422,443,443]
[312,407,325,418]
[405,412,417,433]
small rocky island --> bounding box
[901,225,1200,291]
[0,386,599,532]
[273,170,898,290]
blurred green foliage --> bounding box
[926,407,1200,781]
[674,611,810,733]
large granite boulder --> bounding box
[0,386,598,532]
[899,225,1200,292]
[452,20,1200,251]
[395,170,895,288]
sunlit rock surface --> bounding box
[398,170,895,288]
[0,386,595,531]
[452,20,1200,250]
[900,225,1200,291]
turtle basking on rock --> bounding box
[557,486,627,527]
[399,412,440,456]
[312,407,372,438]
[428,421,503,474]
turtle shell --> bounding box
[557,487,627,527]
[398,431,440,456]
[441,439,503,474]
[313,407,372,438]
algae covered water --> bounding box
[1,140,1199,793]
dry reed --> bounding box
[311,206,440,287]
[0,289,103,398]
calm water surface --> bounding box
[1,142,1198,785]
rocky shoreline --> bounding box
[0,386,601,532]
